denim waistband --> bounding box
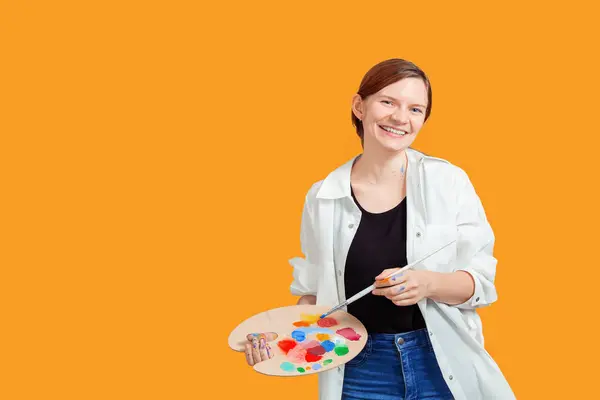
[368,328,431,350]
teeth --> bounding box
[381,126,406,135]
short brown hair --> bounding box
[351,59,432,142]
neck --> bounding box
[353,146,408,186]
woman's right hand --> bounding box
[244,332,278,366]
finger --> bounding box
[377,285,406,298]
[246,333,265,342]
[372,286,395,296]
[375,273,409,288]
[376,268,410,286]
[246,332,279,342]
[259,337,269,361]
[373,275,409,294]
[266,343,274,359]
[391,289,419,303]
[393,297,420,306]
[245,343,255,366]
[375,267,402,281]
[251,337,261,364]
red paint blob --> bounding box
[277,339,297,354]
[317,317,338,327]
[336,327,362,341]
[293,321,311,327]
[307,345,326,356]
[305,353,323,362]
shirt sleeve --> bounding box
[289,194,319,297]
[450,168,499,310]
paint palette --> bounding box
[228,305,367,376]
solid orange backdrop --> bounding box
[1,1,599,399]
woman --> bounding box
[246,59,515,400]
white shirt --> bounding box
[289,148,515,400]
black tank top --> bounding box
[344,189,426,333]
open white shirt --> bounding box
[289,148,515,400]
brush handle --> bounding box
[320,283,376,319]
[382,239,457,281]
[321,239,457,319]
[345,283,376,305]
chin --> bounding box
[376,135,416,152]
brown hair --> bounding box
[351,59,432,142]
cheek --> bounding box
[411,118,425,131]
[366,104,392,122]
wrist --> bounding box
[425,271,441,299]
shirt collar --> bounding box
[315,147,426,199]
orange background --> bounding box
[1,1,599,399]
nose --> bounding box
[390,107,409,124]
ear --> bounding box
[351,94,364,121]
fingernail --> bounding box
[260,338,265,349]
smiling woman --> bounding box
[287,59,515,400]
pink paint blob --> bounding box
[317,317,338,327]
[336,327,362,341]
[286,345,307,363]
[299,340,321,350]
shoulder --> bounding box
[412,148,469,184]
[306,180,325,202]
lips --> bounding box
[378,124,409,136]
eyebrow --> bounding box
[380,95,427,109]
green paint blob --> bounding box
[323,359,333,365]
[280,362,295,372]
[334,344,349,356]
[297,367,306,373]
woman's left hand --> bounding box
[371,268,436,306]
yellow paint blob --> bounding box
[316,333,331,341]
[300,313,320,324]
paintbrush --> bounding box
[319,239,457,319]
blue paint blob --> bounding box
[293,327,336,335]
[291,330,306,342]
[280,362,295,372]
[312,363,322,371]
[321,340,335,352]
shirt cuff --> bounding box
[451,268,484,309]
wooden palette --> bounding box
[228,305,367,376]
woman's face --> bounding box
[353,77,428,153]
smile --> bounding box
[378,125,408,136]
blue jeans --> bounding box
[342,328,454,400]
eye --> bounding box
[381,100,393,106]
[411,107,424,114]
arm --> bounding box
[297,295,317,305]
[445,168,498,309]
[373,169,497,308]
[427,270,475,305]
[289,192,319,299]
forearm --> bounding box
[297,295,316,305]
[427,271,475,305]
